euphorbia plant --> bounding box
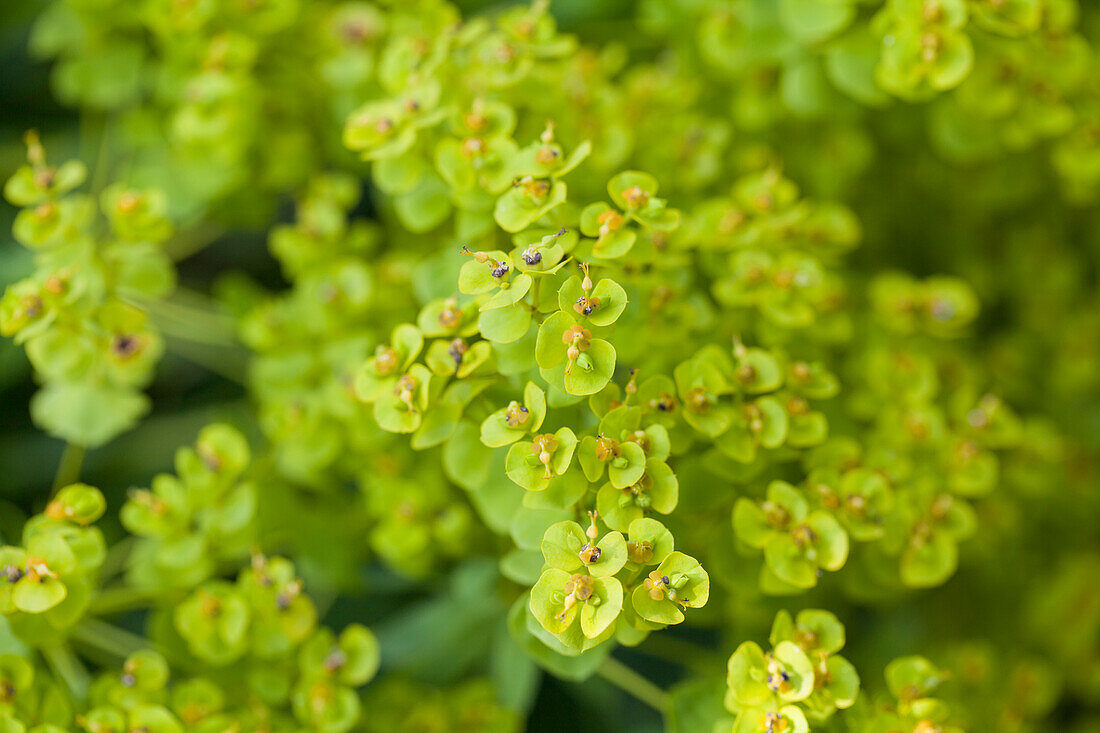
[0,0,1096,730]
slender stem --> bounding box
[52,443,86,494]
[597,656,667,712]
[640,633,725,673]
[164,223,225,262]
[88,114,112,196]
[145,298,237,347]
[72,618,199,675]
[40,643,90,702]
[97,536,135,584]
[164,337,249,385]
[88,585,163,616]
[71,618,151,658]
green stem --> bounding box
[640,633,726,673]
[40,643,90,702]
[597,656,668,712]
[71,618,150,658]
[164,223,225,262]
[97,536,135,584]
[88,585,163,616]
[145,297,237,347]
[164,337,249,385]
[52,443,86,494]
[72,619,200,675]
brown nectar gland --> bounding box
[786,396,810,416]
[765,654,794,694]
[374,116,394,135]
[116,191,142,214]
[627,539,654,564]
[33,167,56,189]
[564,573,593,599]
[464,114,486,133]
[535,146,559,166]
[110,334,143,360]
[561,324,592,349]
[920,32,941,62]
[597,210,624,241]
[44,499,71,522]
[394,374,419,412]
[790,524,818,548]
[573,295,601,316]
[685,386,711,414]
[446,338,467,367]
[462,137,485,157]
[438,300,463,329]
[651,392,678,413]
[505,401,530,427]
[594,435,621,461]
[578,543,601,564]
[557,573,594,618]
[643,570,669,600]
[374,346,399,376]
[625,429,651,453]
[621,185,650,209]
[522,245,542,266]
[532,433,559,478]
[719,207,745,233]
[922,0,943,22]
[930,493,953,520]
[23,556,57,583]
[763,500,791,528]
[762,711,789,733]
[33,201,57,221]
[794,628,819,650]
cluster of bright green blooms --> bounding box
[0,133,173,448]
[0,428,383,732]
[0,0,1096,730]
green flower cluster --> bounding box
[0,0,1096,730]
[726,610,859,732]
[1,135,174,447]
[0,451,382,731]
[845,656,965,733]
[0,485,105,639]
[120,424,256,590]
